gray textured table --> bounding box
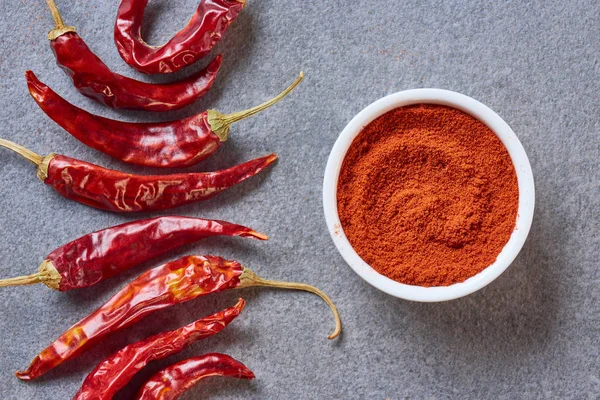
[1,0,598,399]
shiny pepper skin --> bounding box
[74,300,246,400]
[115,0,246,74]
[136,353,255,400]
[42,153,277,212]
[0,139,277,213]
[51,33,222,111]
[16,255,244,380]
[27,70,302,168]
[27,70,223,168]
[46,216,266,291]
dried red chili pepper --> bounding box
[0,216,266,291]
[26,70,303,168]
[74,299,246,400]
[43,0,221,111]
[0,139,276,213]
[136,354,254,400]
[115,0,246,74]
[16,254,341,380]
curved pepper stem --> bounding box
[222,72,305,125]
[208,72,304,141]
[45,0,77,40]
[0,139,43,166]
[237,266,342,340]
[0,139,54,182]
[0,261,61,290]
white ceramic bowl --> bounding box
[323,89,535,302]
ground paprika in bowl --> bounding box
[323,89,535,302]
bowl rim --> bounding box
[322,88,535,302]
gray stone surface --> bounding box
[0,0,598,398]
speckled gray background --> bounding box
[0,0,598,399]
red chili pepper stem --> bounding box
[0,261,61,290]
[0,140,59,289]
[45,0,76,40]
[0,138,42,166]
[0,139,54,182]
[208,71,304,141]
[238,267,342,340]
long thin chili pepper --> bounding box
[136,354,255,400]
[0,139,276,213]
[74,299,246,400]
[0,216,266,291]
[43,0,222,111]
[26,71,303,168]
[16,255,342,380]
[115,0,246,74]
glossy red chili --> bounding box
[44,0,221,111]
[115,0,246,74]
[136,354,254,400]
[26,70,303,168]
[16,255,240,380]
[74,299,245,400]
[0,216,266,292]
[0,139,276,213]
[16,255,341,380]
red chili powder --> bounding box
[337,104,519,287]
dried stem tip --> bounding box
[238,266,342,340]
[0,261,62,291]
[208,72,304,141]
[0,139,43,166]
[0,138,54,182]
[45,0,76,40]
